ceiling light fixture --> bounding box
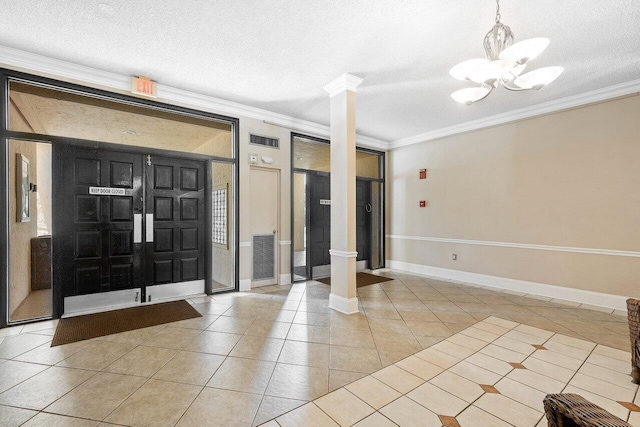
[449,0,563,105]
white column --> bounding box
[323,73,363,315]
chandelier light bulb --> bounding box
[449,0,562,104]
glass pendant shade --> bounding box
[499,37,550,64]
[468,59,514,85]
[451,87,491,105]
[449,58,490,81]
[513,66,564,89]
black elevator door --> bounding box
[145,156,205,286]
[55,145,143,297]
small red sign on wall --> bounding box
[131,76,158,98]
[419,201,426,207]
[419,169,427,179]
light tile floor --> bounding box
[0,270,635,426]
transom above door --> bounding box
[54,143,206,313]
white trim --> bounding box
[278,240,292,246]
[239,241,251,247]
[0,45,387,151]
[64,288,141,315]
[279,273,292,286]
[239,279,251,291]
[145,280,204,301]
[329,249,359,258]
[329,293,360,315]
[386,259,629,312]
[389,80,640,149]
[323,73,364,97]
[386,234,640,258]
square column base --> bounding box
[329,293,359,315]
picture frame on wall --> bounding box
[16,153,30,223]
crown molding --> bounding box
[0,45,388,151]
[390,79,640,149]
[323,73,364,97]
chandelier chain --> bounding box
[495,0,501,23]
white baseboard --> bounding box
[146,280,204,302]
[239,279,251,291]
[386,259,629,312]
[329,293,359,315]
[279,274,291,286]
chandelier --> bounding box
[450,0,563,105]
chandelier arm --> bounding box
[501,81,533,92]
[472,84,495,104]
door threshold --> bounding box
[62,292,207,318]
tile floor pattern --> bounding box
[0,270,634,426]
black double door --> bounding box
[307,172,372,276]
[54,144,206,302]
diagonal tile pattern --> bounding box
[0,269,635,426]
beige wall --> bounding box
[387,95,640,298]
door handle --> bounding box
[134,214,142,243]
[146,214,154,242]
[366,203,372,213]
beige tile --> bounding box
[474,321,511,335]
[229,335,284,362]
[449,361,502,385]
[346,375,402,409]
[494,377,546,411]
[456,404,512,427]
[465,352,513,376]
[293,311,331,327]
[177,387,262,427]
[529,347,583,370]
[105,345,177,377]
[45,372,146,420]
[245,320,291,339]
[183,330,242,355]
[193,301,234,315]
[0,333,51,359]
[396,309,438,322]
[22,412,99,426]
[507,367,566,394]
[586,352,630,374]
[94,325,166,346]
[480,343,527,363]
[253,396,306,426]
[629,411,640,426]
[483,316,518,329]
[475,393,542,427]
[105,379,200,426]
[266,363,328,400]
[431,340,476,359]
[372,331,422,353]
[404,320,451,337]
[458,326,500,343]
[330,327,376,348]
[315,388,376,426]
[568,372,636,402]
[286,324,330,344]
[330,345,382,374]
[57,341,135,370]
[152,350,225,385]
[207,356,275,394]
[548,333,597,352]
[446,333,487,351]
[0,360,48,393]
[408,382,467,416]
[207,315,255,334]
[592,344,631,362]
[276,402,339,427]
[352,412,398,427]
[492,336,536,356]
[13,340,90,366]
[415,335,448,348]
[0,404,37,426]
[503,329,547,346]
[562,384,630,420]
[543,340,591,360]
[367,318,412,335]
[379,395,441,426]
[328,369,367,391]
[140,327,201,350]
[277,340,329,368]
[430,370,483,403]
[395,356,443,381]
[169,314,218,330]
[522,357,575,383]
[0,366,95,410]
[0,325,24,338]
[414,347,461,369]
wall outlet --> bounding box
[452,254,457,260]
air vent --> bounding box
[250,134,279,149]
[252,234,275,280]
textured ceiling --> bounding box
[1,0,639,143]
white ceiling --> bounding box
[1,0,639,143]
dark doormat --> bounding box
[316,272,394,288]
[51,300,201,347]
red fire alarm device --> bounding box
[419,201,426,207]
[419,169,427,179]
